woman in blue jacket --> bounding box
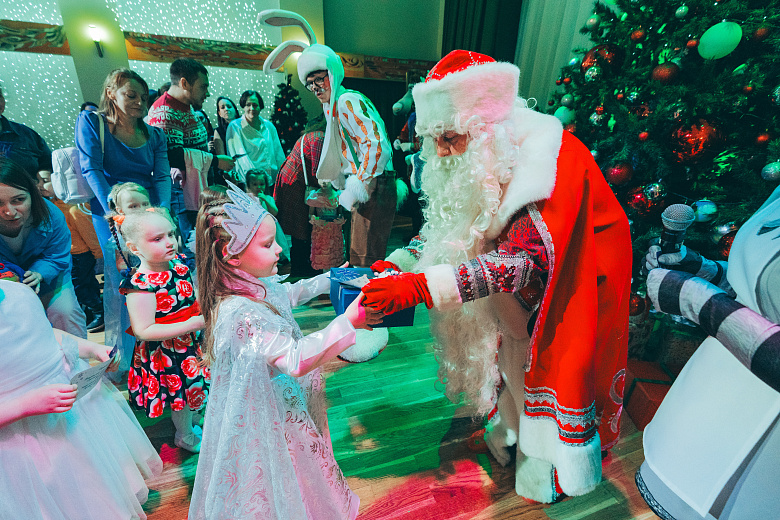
[75,68,170,251]
[0,158,87,336]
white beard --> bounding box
[416,126,519,415]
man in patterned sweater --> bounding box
[296,45,396,268]
[362,50,632,503]
[147,58,233,241]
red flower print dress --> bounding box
[120,257,209,418]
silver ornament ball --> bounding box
[586,14,601,30]
[568,57,580,67]
[589,111,605,125]
[561,94,575,108]
[644,183,667,201]
[585,66,602,82]
[675,5,689,19]
[692,199,718,222]
[711,222,738,243]
[761,162,780,181]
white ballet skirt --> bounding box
[0,280,162,520]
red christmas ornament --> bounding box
[630,29,647,42]
[605,162,634,185]
[626,186,661,217]
[629,293,647,316]
[617,92,625,102]
[564,123,577,133]
[638,131,649,142]
[595,105,605,115]
[581,44,625,74]
[687,38,700,49]
[563,77,572,85]
[548,100,555,106]
[718,231,737,259]
[556,78,562,86]
[743,85,754,94]
[752,27,770,41]
[756,132,771,145]
[670,119,722,164]
[629,103,652,118]
[652,62,681,84]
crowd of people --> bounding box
[1,8,777,520]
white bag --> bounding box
[52,114,104,204]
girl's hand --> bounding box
[187,315,206,331]
[25,384,78,416]
[22,271,43,293]
[344,293,384,331]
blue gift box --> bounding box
[329,268,415,327]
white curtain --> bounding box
[514,0,602,106]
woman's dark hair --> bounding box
[304,114,326,134]
[0,157,50,229]
[195,109,214,135]
[216,96,239,132]
[239,90,264,110]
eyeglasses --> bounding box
[305,75,328,92]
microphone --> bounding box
[659,204,695,255]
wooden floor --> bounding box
[93,216,657,520]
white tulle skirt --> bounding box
[0,373,163,520]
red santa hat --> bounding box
[412,50,520,131]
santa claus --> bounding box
[363,50,632,503]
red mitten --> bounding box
[370,260,401,273]
[361,272,433,314]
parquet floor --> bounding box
[91,216,657,520]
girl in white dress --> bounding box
[0,279,162,520]
[189,183,382,519]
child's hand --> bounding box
[344,293,385,331]
[22,270,43,293]
[187,315,206,331]
[25,384,78,416]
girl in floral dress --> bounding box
[117,208,208,453]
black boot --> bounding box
[87,307,104,333]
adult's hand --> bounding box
[216,155,235,171]
[362,272,433,314]
[22,270,43,293]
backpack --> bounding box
[52,114,104,204]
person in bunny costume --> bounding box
[259,10,396,269]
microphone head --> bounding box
[661,204,695,231]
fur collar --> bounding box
[485,109,563,240]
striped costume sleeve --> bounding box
[647,268,780,392]
[338,92,392,183]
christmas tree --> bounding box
[271,75,308,155]
[547,0,780,271]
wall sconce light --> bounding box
[88,25,104,58]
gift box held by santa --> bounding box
[362,50,632,503]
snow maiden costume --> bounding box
[189,184,359,520]
[364,51,632,502]
[637,184,780,520]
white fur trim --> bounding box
[338,328,388,363]
[339,175,369,211]
[423,264,462,311]
[514,452,556,502]
[413,61,519,128]
[485,108,563,240]
[386,248,417,272]
[517,414,601,497]
[395,178,409,212]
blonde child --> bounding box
[306,181,346,270]
[103,182,151,380]
[116,208,208,453]
[245,169,290,263]
[188,183,382,519]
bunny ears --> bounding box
[259,9,315,75]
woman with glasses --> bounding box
[225,90,285,185]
